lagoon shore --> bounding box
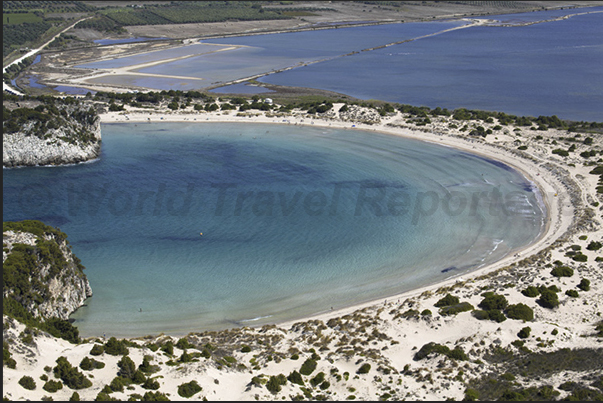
[3,104,602,401]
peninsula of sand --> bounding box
[3,98,602,401]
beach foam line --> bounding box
[239,315,273,323]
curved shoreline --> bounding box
[96,110,569,336]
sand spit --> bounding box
[3,104,602,401]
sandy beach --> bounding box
[3,104,601,401]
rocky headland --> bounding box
[2,97,101,167]
[3,220,93,322]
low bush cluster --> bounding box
[177,380,202,398]
[413,342,468,361]
[439,302,474,316]
[300,358,317,376]
[434,294,459,307]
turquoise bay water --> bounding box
[3,123,544,337]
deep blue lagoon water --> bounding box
[3,123,544,337]
[260,8,603,121]
[75,7,602,121]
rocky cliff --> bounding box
[3,99,101,167]
[3,220,92,321]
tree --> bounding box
[54,356,92,389]
[299,358,317,376]
[19,375,36,390]
[537,289,559,309]
[504,303,534,321]
[104,337,128,355]
[434,294,460,307]
[478,294,508,311]
[287,370,304,386]
[177,380,202,398]
[117,356,136,379]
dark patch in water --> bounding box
[441,266,457,273]
[329,179,406,189]
[158,235,254,243]
[471,154,515,172]
[257,161,322,178]
[522,182,534,192]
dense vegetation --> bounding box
[76,1,293,32]
[3,220,85,344]
[3,95,99,145]
[466,347,603,401]
[2,1,97,57]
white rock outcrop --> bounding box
[3,228,93,321]
[3,119,101,167]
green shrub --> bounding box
[90,344,104,356]
[565,289,579,298]
[464,388,479,401]
[79,356,105,371]
[539,284,560,293]
[291,353,299,360]
[487,309,507,323]
[414,342,467,361]
[571,253,588,262]
[142,377,160,390]
[356,364,371,374]
[175,338,192,350]
[578,278,591,291]
[420,309,432,316]
[472,310,490,320]
[54,357,92,389]
[138,356,158,374]
[288,370,304,386]
[310,372,326,387]
[241,345,251,353]
[504,303,534,321]
[117,356,137,380]
[69,391,80,401]
[161,341,174,356]
[472,309,506,322]
[104,337,128,356]
[142,391,170,401]
[179,350,193,363]
[94,391,118,401]
[518,327,531,339]
[300,358,317,376]
[439,302,474,316]
[43,380,63,393]
[109,376,125,392]
[551,266,574,278]
[586,241,602,251]
[19,375,36,390]
[537,289,559,309]
[500,373,516,381]
[266,374,287,394]
[434,294,460,307]
[177,380,202,398]
[521,286,540,298]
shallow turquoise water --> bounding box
[3,123,544,337]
